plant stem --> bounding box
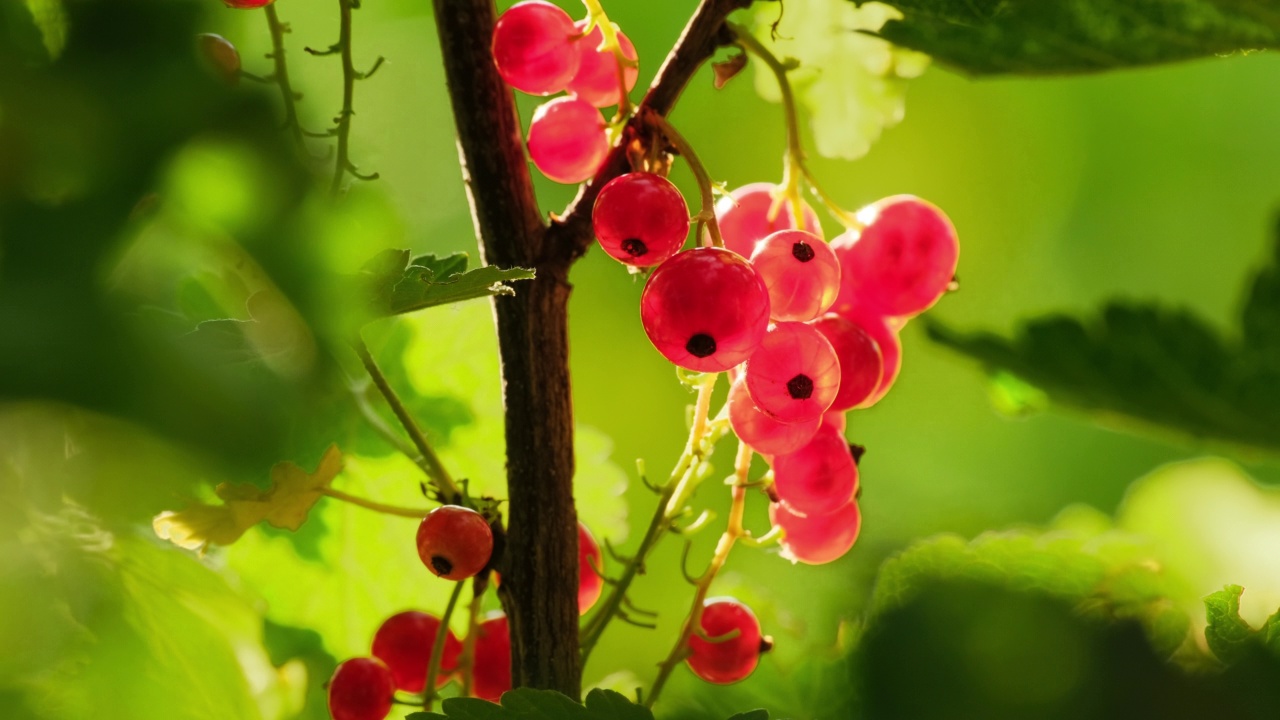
[350,381,439,476]
[352,337,461,501]
[320,487,430,518]
[331,0,355,195]
[263,5,307,152]
[459,578,486,697]
[424,580,466,711]
[648,113,724,249]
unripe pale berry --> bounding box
[327,657,394,720]
[471,612,512,702]
[416,505,493,581]
[371,611,462,693]
[686,597,770,684]
[750,230,841,322]
[527,96,608,184]
[809,313,884,411]
[640,247,771,372]
[196,34,240,85]
[491,1,580,95]
[728,377,820,456]
[592,172,689,266]
[744,322,840,424]
[770,498,862,565]
[578,521,604,615]
[716,183,822,258]
[566,21,638,107]
[770,424,858,514]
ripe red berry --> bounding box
[196,34,240,85]
[371,611,462,693]
[744,322,840,424]
[471,612,512,702]
[832,195,958,317]
[809,313,884,411]
[491,0,580,95]
[592,172,689,266]
[223,0,275,7]
[566,21,638,108]
[821,410,847,434]
[686,597,769,684]
[639,247,771,372]
[716,183,822,258]
[728,377,820,456]
[749,230,841,322]
[770,424,858,515]
[416,505,493,581]
[770,498,862,565]
[578,522,604,615]
[838,305,903,408]
[527,96,609,184]
[327,657,394,720]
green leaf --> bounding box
[583,689,655,720]
[1204,584,1256,665]
[360,248,534,318]
[406,689,655,719]
[856,0,1280,76]
[725,711,770,720]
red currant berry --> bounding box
[838,305,902,408]
[686,597,769,684]
[821,409,847,434]
[578,521,604,615]
[744,322,840,424]
[222,0,274,7]
[327,657,394,720]
[471,612,512,702]
[716,183,822,258]
[592,172,689,266]
[640,247,771,372]
[728,377,819,456]
[770,498,861,565]
[491,1,580,95]
[371,611,462,693]
[809,313,883,411]
[832,195,958,317]
[416,505,493,581]
[527,96,608,184]
[196,34,240,85]
[770,424,858,515]
[566,21,638,108]
[749,230,841,322]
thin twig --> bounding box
[264,4,308,152]
[321,487,429,518]
[424,581,466,710]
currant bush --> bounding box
[592,172,689,266]
[471,612,512,702]
[769,424,858,515]
[743,321,840,423]
[716,183,822,258]
[686,598,769,684]
[809,313,884,411]
[416,505,493,581]
[371,611,462,693]
[491,0,580,96]
[578,521,604,615]
[566,21,638,107]
[728,377,820,456]
[750,229,841,322]
[769,498,862,565]
[526,96,609,184]
[327,657,395,720]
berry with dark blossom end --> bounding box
[527,96,609,184]
[327,657,394,720]
[743,322,840,424]
[770,424,858,515]
[728,377,820,457]
[416,505,493,581]
[592,172,689,266]
[686,597,770,684]
[567,21,639,107]
[371,611,462,693]
[578,522,604,615]
[750,230,841,322]
[809,313,884,411]
[770,498,862,565]
[716,183,822,258]
[471,612,512,702]
[491,0,580,95]
[640,247,771,372]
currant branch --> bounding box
[328,0,380,195]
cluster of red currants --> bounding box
[491,1,639,183]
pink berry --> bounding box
[592,172,688,266]
[640,247,771,372]
[686,597,768,684]
[491,1,580,95]
[809,314,883,411]
[471,613,511,702]
[750,230,841,322]
[327,657,394,720]
[416,505,494,581]
[728,377,820,456]
[770,425,858,515]
[566,21,638,108]
[770,499,861,565]
[821,410,847,434]
[578,522,604,615]
[371,611,462,693]
[527,96,609,184]
[839,305,902,407]
[832,196,958,317]
[223,0,275,7]
[716,183,822,258]
[743,322,839,424]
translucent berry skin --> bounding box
[578,522,604,615]
[821,410,847,434]
[592,173,689,267]
[832,196,958,317]
[416,506,493,581]
[371,611,462,693]
[197,34,240,85]
[471,613,512,702]
[839,305,903,408]
[566,22,638,108]
[686,598,766,684]
[640,247,771,372]
[526,96,609,184]
[809,314,884,412]
[770,499,862,565]
[750,230,841,322]
[327,657,394,720]
[491,1,580,95]
[743,322,840,424]
[770,424,858,515]
[716,183,822,259]
[223,0,275,8]
[728,377,820,456]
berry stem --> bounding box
[319,487,430,518]
[263,5,308,152]
[648,112,724,249]
[646,439,754,708]
[579,0,635,118]
[350,380,446,478]
[424,580,466,711]
[352,337,462,502]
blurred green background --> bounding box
[4,0,1280,718]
